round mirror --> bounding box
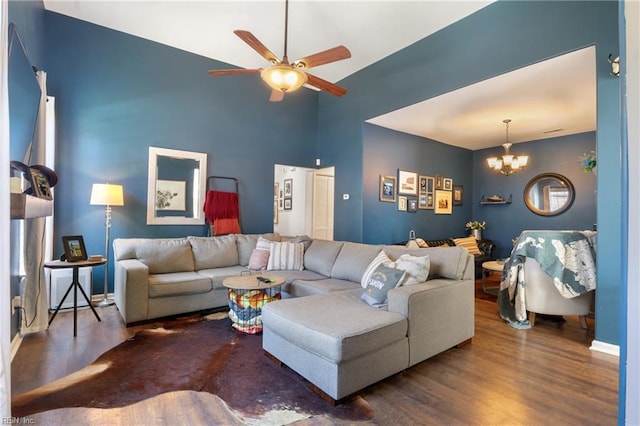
[523,173,575,216]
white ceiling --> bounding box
[43,0,596,151]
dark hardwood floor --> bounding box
[11,278,619,424]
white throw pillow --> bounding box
[360,250,392,288]
[390,253,430,286]
[267,241,304,271]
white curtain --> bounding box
[1,0,13,417]
[20,70,49,335]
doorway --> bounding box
[273,164,334,239]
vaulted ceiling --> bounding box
[43,1,596,150]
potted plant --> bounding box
[466,220,486,240]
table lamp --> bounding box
[90,183,124,307]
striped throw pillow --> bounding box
[267,242,304,271]
[452,236,482,256]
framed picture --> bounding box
[418,194,428,209]
[398,196,407,211]
[284,197,292,210]
[156,180,186,211]
[61,235,88,262]
[379,175,397,202]
[453,185,464,206]
[398,169,418,195]
[29,168,52,200]
[408,199,418,212]
[274,183,279,198]
[443,178,453,191]
[284,179,293,197]
[434,190,453,215]
[426,193,435,209]
[435,175,444,190]
[418,175,434,209]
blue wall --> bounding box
[473,132,597,258]
[362,124,473,244]
[43,12,319,294]
[316,0,621,346]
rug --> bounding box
[12,313,373,424]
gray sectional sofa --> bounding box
[112,233,475,402]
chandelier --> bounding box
[486,119,529,176]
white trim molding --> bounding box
[590,340,620,357]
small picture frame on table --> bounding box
[61,235,88,262]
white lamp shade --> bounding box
[90,183,124,206]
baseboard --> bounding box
[590,340,620,357]
[91,292,115,303]
[10,332,23,363]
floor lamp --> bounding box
[90,183,124,307]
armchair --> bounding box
[523,257,594,329]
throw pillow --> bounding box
[267,241,304,271]
[452,236,482,256]
[360,250,392,288]
[390,253,430,286]
[361,264,406,306]
[247,249,270,270]
[256,236,274,252]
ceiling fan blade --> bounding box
[234,30,279,64]
[306,73,348,97]
[208,68,261,76]
[294,46,351,69]
[269,89,285,102]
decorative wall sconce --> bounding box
[608,54,620,77]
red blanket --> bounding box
[203,191,240,235]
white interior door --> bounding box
[312,168,334,240]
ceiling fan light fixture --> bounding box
[261,64,307,93]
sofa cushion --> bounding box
[452,236,482,256]
[361,264,406,306]
[304,240,344,276]
[148,272,212,298]
[187,235,238,270]
[382,246,468,280]
[285,278,360,298]
[196,266,253,289]
[262,289,407,363]
[360,250,392,288]
[390,253,430,286]
[236,233,280,266]
[267,241,304,271]
[135,238,194,274]
[331,242,383,283]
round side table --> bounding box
[481,260,504,296]
[222,274,284,334]
[44,258,106,336]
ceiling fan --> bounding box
[208,0,351,102]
